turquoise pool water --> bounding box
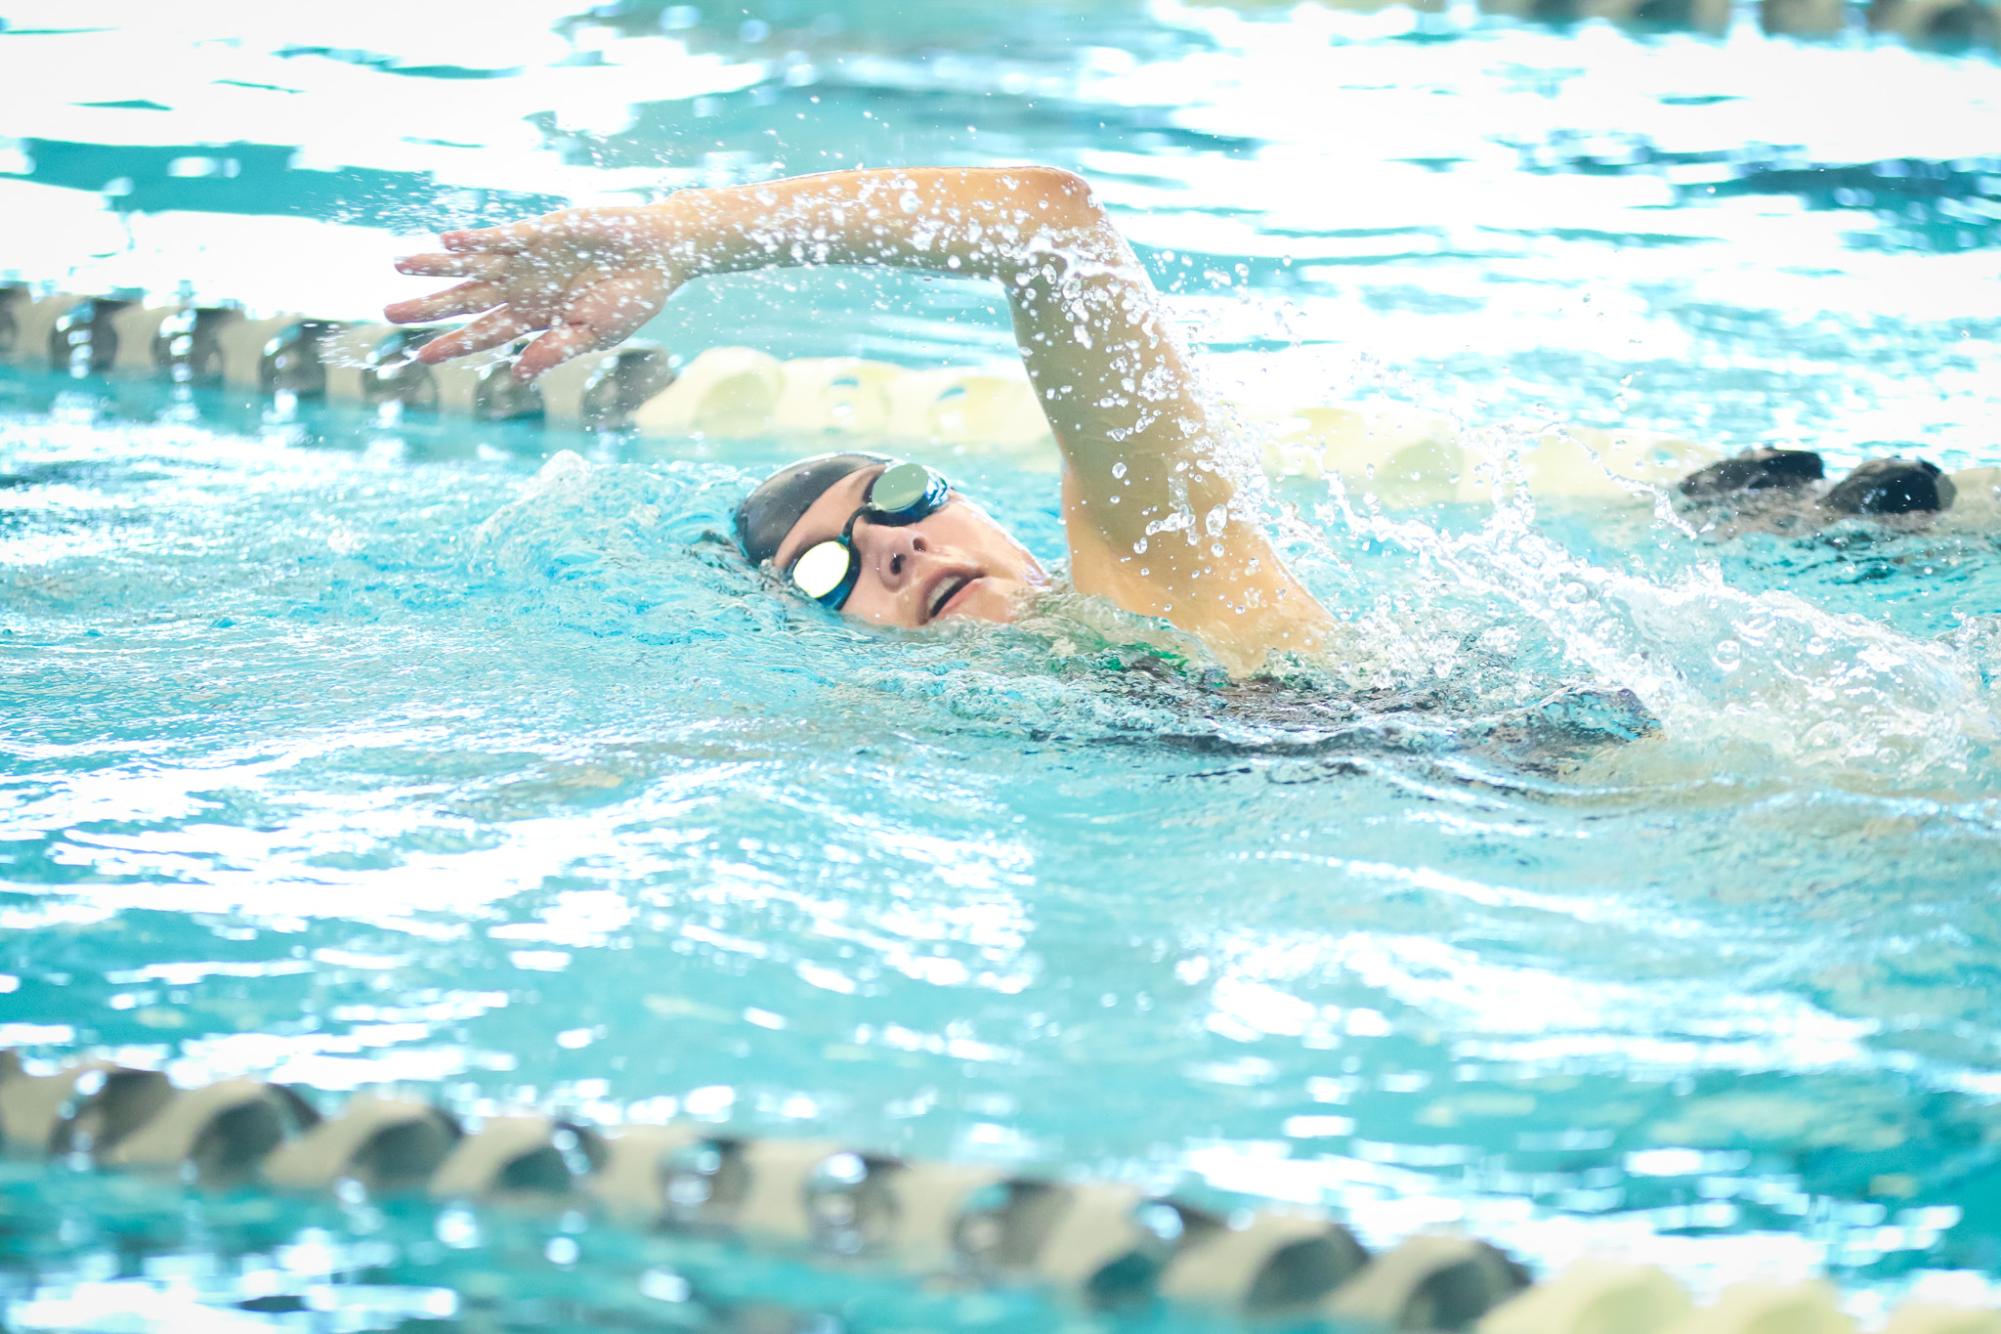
[4,0,2001,1327]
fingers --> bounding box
[439,216,554,254]
[510,274,668,382]
[413,308,535,364]
[566,271,666,345]
[384,279,501,325]
[392,251,506,279]
[511,322,603,382]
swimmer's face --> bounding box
[772,465,1047,628]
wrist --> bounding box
[646,193,721,276]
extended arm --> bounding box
[388,166,1331,670]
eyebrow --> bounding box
[775,466,881,571]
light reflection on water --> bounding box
[3,0,2001,1326]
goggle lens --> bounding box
[869,461,935,514]
[789,539,854,601]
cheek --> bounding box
[945,509,1039,576]
[959,579,1025,623]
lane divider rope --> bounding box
[1,1053,1994,1332]
[1216,0,2000,47]
[7,287,2000,516]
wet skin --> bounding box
[771,465,1047,629]
[388,167,1334,673]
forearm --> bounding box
[660,166,1110,283]
[659,166,1213,475]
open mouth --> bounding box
[926,571,981,622]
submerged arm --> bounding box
[388,166,1331,670]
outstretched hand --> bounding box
[385,206,683,381]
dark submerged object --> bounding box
[1677,447,1825,500]
[579,346,676,431]
[259,319,336,397]
[1822,457,1955,516]
[49,297,131,376]
[152,306,231,384]
[1674,448,1956,534]
[1067,653,1660,779]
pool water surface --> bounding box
[3,0,2000,1327]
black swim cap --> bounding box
[734,452,891,566]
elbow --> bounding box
[1012,166,1109,231]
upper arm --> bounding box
[1060,463,1330,675]
[994,170,1333,670]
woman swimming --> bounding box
[385,166,1332,677]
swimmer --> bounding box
[386,166,1332,677]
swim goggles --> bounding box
[785,461,952,609]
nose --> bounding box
[852,518,928,589]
